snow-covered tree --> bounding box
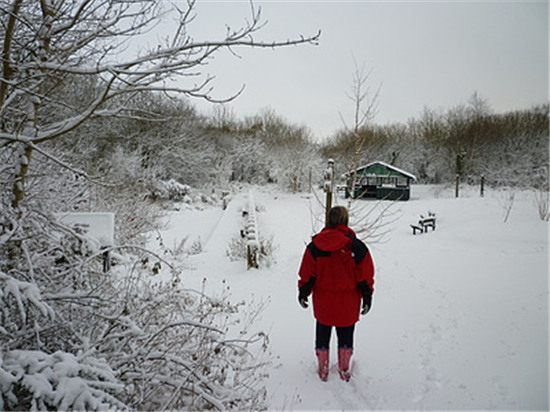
[239,108,320,191]
[1,1,319,409]
[0,0,319,212]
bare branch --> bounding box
[0,0,23,109]
[28,141,119,187]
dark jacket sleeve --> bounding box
[356,249,375,292]
[347,235,375,292]
[299,276,316,300]
[298,244,317,297]
[356,248,374,310]
[357,279,372,299]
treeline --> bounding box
[34,93,321,242]
[322,100,549,188]
[49,92,320,191]
[44,92,548,233]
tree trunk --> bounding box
[12,144,33,214]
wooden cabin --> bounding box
[345,161,416,201]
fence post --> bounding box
[480,175,485,197]
[455,174,460,198]
[324,159,335,226]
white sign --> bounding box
[55,213,115,247]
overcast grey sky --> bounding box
[167,0,548,140]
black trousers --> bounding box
[315,321,355,350]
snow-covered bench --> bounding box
[410,212,436,235]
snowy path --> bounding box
[152,185,548,410]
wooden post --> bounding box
[455,174,460,198]
[324,159,335,227]
[480,175,485,197]
[325,189,332,227]
[102,249,111,273]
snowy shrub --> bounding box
[0,202,270,411]
[101,277,270,411]
[534,188,550,221]
[154,232,190,265]
[259,235,278,268]
[498,189,516,223]
[0,264,127,411]
[188,236,203,255]
[0,272,55,339]
[151,179,192,202]
[0,350,126,411]
[226,234,277,267]
[226,235,248,261]
[532,167,549,221]
[154,234,203,261]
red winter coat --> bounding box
[298,225,375,327]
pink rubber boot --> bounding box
[315,349,329,381]
[338,348,353,381]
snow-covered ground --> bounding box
[151,184,548,411]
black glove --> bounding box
[298,277,316,309]
[357,280,373,315]
[361,294,372,315]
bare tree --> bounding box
[340,57,381,190]
[332,59,400,243]
[465,91,492,176]
[0,0,320,212]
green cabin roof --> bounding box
[346,161,416,180]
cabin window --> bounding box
[380,176,396,187]
[396,177,408,187]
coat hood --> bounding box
[313,225,356,252]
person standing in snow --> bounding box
[298,206,375,382]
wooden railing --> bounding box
[244,191,260,269]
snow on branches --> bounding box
[0,350,126,411]
[0,206,270,410]
[0,272,55,335]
